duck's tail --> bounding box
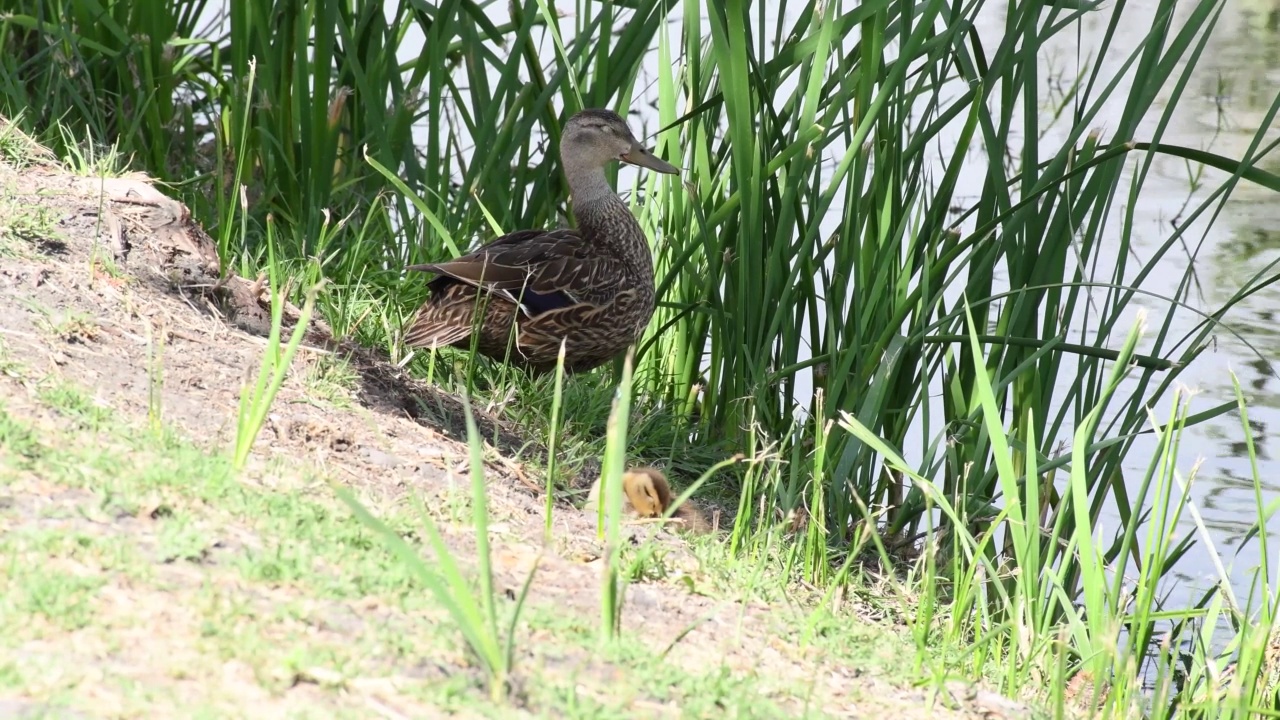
[402,282,478,350]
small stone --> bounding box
[359,447,403,467]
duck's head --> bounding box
[561,109,679,175]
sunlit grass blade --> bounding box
[544,340,567,544]
[598,349,635,645]
[335,393,535,704]
[232,233,323,470]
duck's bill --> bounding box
[621,144,680,174]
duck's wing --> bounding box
[407,228,625,316]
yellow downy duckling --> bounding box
[583,466,712,535]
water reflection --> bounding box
[1082,0,1280,619]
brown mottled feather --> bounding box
[402,109,677,374]
[403,216,652,373]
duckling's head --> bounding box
[621,466,674,518]
[561,109,679,176]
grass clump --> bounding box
[339,398,539,705]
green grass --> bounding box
[4,0,1280,716]
[0,345,946,717]
[0,190,60,257]
[339,397,538,704]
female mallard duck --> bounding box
[402,109,679,374]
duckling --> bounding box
[583,466,713,535]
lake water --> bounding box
[1041,0,1280,620]
[910,0,1280,632]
